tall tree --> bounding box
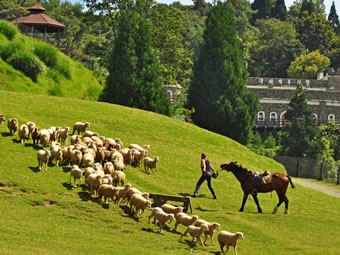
[251,0,272,24]
[271,0,287,21]
[279,84,321,158]
[100,0,170,115]
[248,19,304,77]
[294,11,334,53]
[328,1,340,34]
[149,4,192,85]
[300,0,316,15]
[186,1,259,145]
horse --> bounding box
[220,161,295,214]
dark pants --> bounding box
[194,172,216,196]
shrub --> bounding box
[56,58,71,79]
[33,42,58,67]
[7,51,45,82]
[0,21,17,40]
[0,42,24,61]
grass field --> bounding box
[0,90,339,255]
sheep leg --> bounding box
[198,236,205,247]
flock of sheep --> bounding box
[2,114,244,254]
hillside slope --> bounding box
[1,91,339,254]
[0,21,103,100]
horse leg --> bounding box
[251,194,262,213]
[272,194,287,214]
[239,194,248,212]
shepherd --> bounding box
[220,161,295,214]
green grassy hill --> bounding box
[0,90,339,254]
[0,21,103,100]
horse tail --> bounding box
[287,175,295,189]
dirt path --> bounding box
[293,178,340,198]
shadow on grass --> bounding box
[119,205,140,222]
[1,132,12,137]
[28,166,40,173]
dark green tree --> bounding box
[271,0,287,21]
[300,0,316,15]
[186,1,259,145]
[328,1,340,34]
[251,0,272,24]
[100,0,170,115]
[279,84,321,158]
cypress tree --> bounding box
[271,0,287,21]
[251,0,273,24]
[279,84,321,158]
[328,1,340,34]
[187,1,259,145]
[100,0,170,115]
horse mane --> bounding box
[234,162,253,175]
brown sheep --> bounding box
[194,219,221,245]
[7,118,18,135]
[217,231,244,255]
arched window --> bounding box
[280,111,289,127]
[257,111,265,121]
[167,90,173,102]
[269,112,277,122]
[328,114,335,121]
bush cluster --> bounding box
[0,21,17,40]
[7,51,45,82]
[33,42,58,67]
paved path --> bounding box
[293,178,340,198]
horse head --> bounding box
[220,161,238,171]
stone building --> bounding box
[247,67,340,132]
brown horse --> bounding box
[220,161,295,214]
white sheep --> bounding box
[143,156,160,174]
[7,118,18,135]
[102,174,113,185]
[194,219,221,245]
[129,193,152,217]
[111,150,125,171]
[18,124,29,144]
[83,130,99,138]
[120,187,149,205]
[70,135,81,145]
[39,129,50,147]
[179,224,209,247]
[50,142,63,167]
[97,184,116,204]
[174,212,199,231]
[84,166,96,179]
[217,231,244,255]
[72,121,90,135]
[70,149,83,166]
[48,126,60,142]
[37,149,51,172]
[86,173,102,195]
[120,147,135,167]
[26,121,36,139]
[58,127,70,145]
[103,162,115,176]
[131,148,147,168]
[82,152,95,168]
[0,114,5,125]
[128,143,150,152]
[161,204,184,216]
[111,170,125,187]
[148,207,175,233]
[112,183,132,204]
[70,165,85,187]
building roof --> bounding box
[11,3,65,29]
